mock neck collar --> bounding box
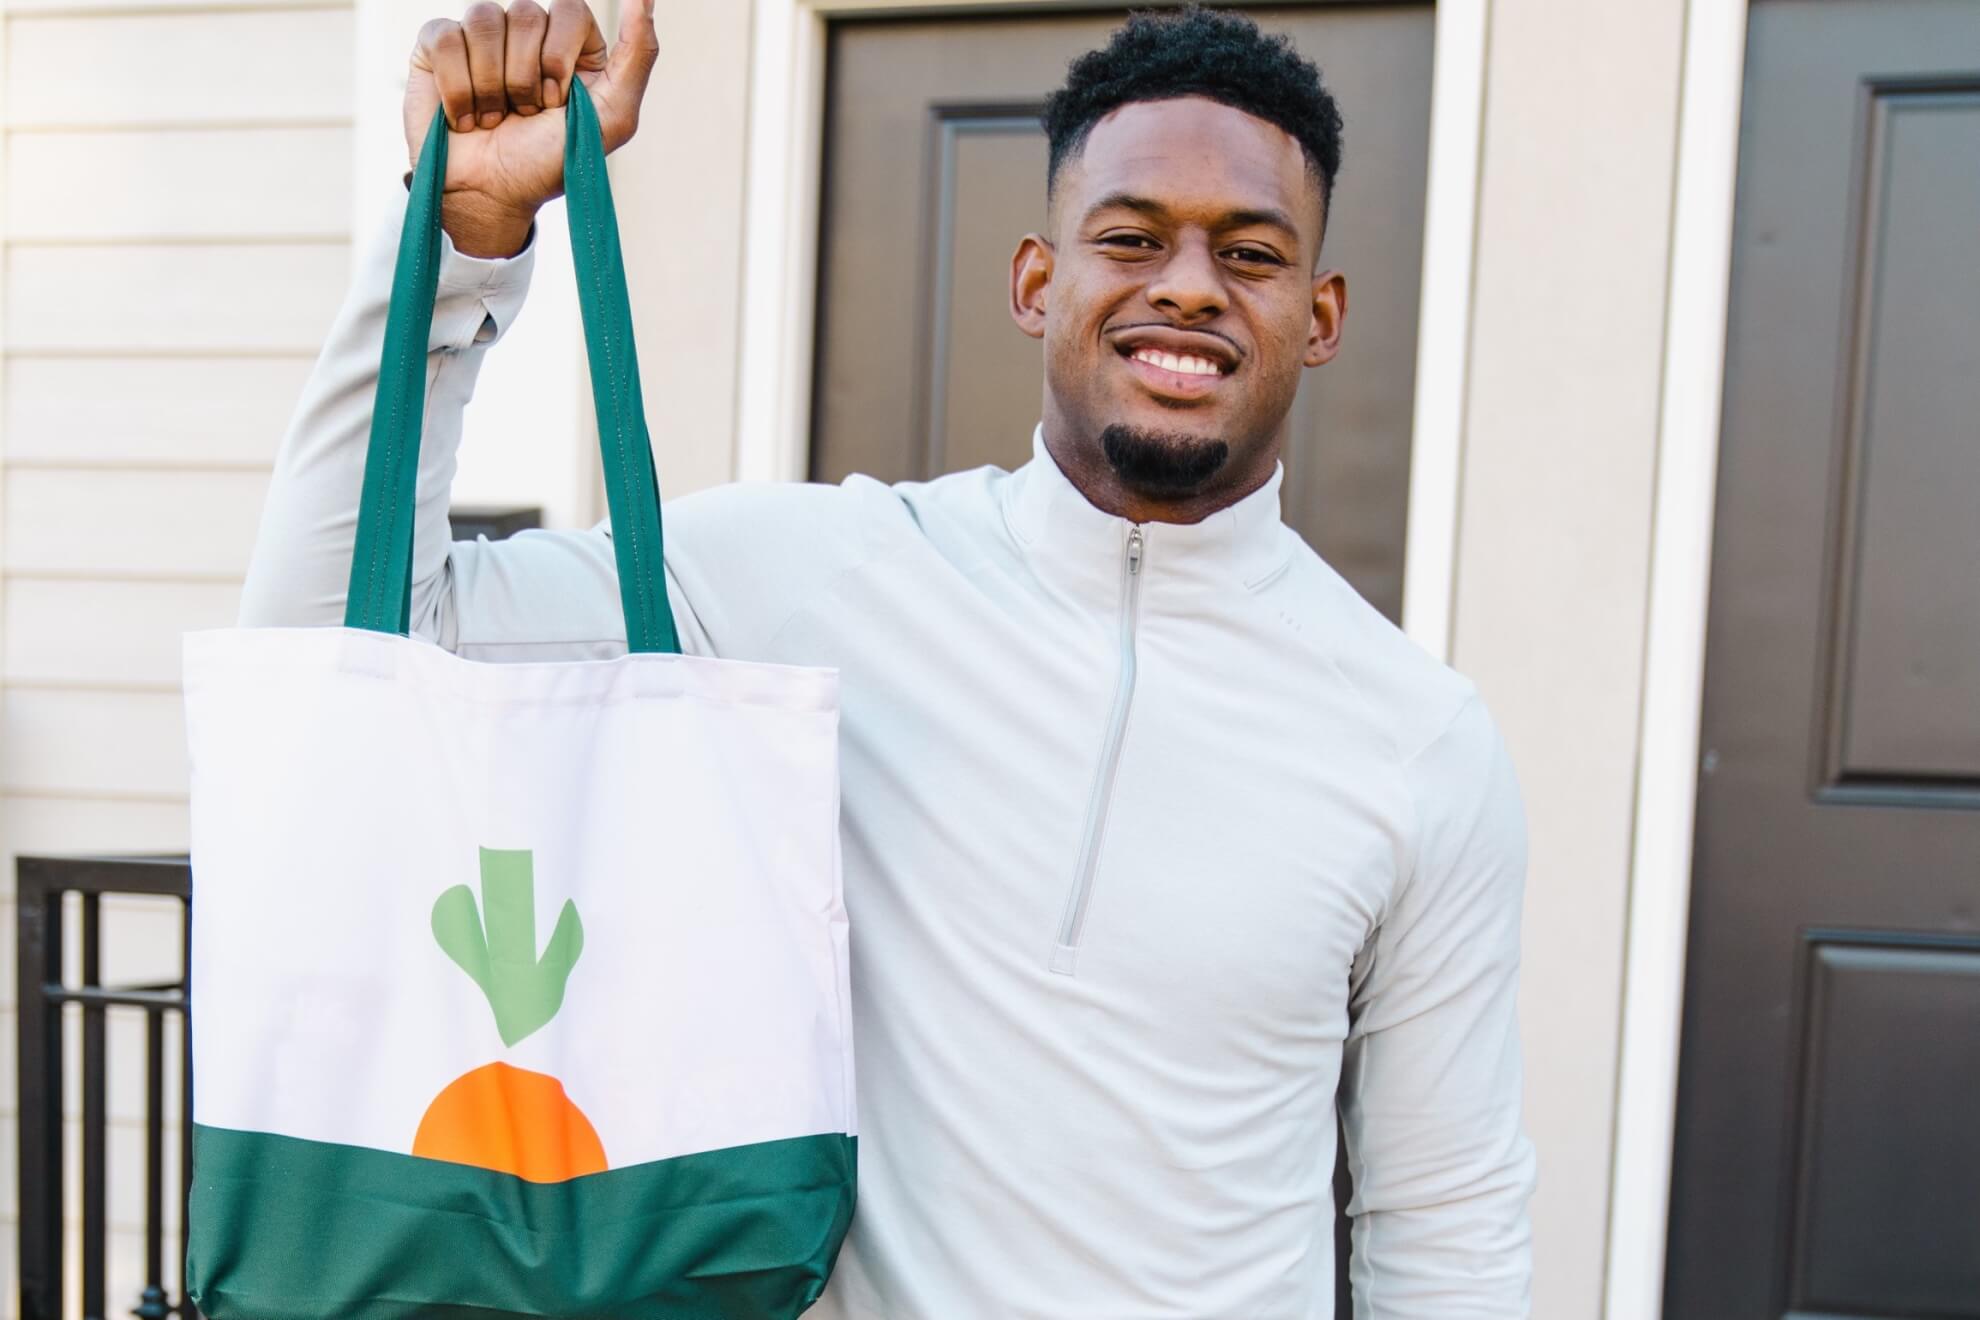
[1003,424,1294,596]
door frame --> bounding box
[733,0,1486,658]
[1604,2,1749,1317]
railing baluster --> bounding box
[81,893,107,1320]
[181,894,197,1319]
[17,863,66,1320]
[134,1007,170,1320]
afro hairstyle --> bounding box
[1040,5,1344,219]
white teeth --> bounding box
[1131,347,1221,377]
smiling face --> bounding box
[1011,95,1346,523]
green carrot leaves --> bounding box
[432,847,584,1048]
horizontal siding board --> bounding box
[0,10,352,1275]
[6,356,312,466]
[8,0,342,13]
[93,893,189,990]
[0,689,190,798]
[4,580,242,685]
[5,241,349,352]
[5,9,354,127]
[0,1122,184,1247]
[7,125,353,240]
[3,469,268,576]
[1,892,189,1087]
[1,795,190,876]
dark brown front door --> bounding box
[1666,2,1980,1314]
[810,5,1433,622]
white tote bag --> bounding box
[183,83,856,1320]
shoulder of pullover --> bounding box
[658,471,930,658]
[876,462,1015,574]
[1273,546,1483,769]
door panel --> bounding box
[931,112,1054,476]
[1666,2,1980,1314]
[811,5,1434,621]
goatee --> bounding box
[1099,424,1230,496]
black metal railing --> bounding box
[16,854,194,1320]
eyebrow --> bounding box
[1082,191,1301,238]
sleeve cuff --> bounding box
[401,168,539,351]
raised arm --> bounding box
[1339,694,1538,1316]
[236,187,537,635]
[238,0,686,657]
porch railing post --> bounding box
[16,859,66,1320]
[15,855,196,1320]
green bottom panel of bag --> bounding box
[186,1126,858,1320]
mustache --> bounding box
[1105,321,1243,356]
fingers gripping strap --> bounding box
[345,83,680,654]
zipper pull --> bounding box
[1127,525,1144,575]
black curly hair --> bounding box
[1041,5,1344,219]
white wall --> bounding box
[0,0,361,1310]
[611,0,756,496]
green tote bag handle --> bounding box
[345,78,680,654]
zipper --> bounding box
[1050,524,1144,976]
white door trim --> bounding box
[1399,0,1486,658]
[1603,2,1749,1315]
[733,0,831,486]
[733,0,1486,664]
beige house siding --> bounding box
[0,0,355,1310]
[1451,2,1688,1317]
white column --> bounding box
[1605,2,1751,1315]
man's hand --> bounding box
[404,0,658,257]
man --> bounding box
[242,2,1538,1315]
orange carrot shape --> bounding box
[413,846,607,1182]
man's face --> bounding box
[1012,96,1345,511]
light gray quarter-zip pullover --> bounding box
[240,185,1537,1319]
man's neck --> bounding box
[1040,424,1280,526]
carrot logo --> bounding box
[412,847,607,1182]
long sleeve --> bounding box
[237,175,538,634]
[1339,693,1538,1317]
[235,176,729,659]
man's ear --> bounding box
[1010,234,1054,340]
[1304,268,1347,368]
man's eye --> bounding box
[1227,247,1283,265]
[1100,235,1156,249]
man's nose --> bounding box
[1143,239,1228,323]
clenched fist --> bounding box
[405,0,659,257]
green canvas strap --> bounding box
[343,104,444,638]
[346,79,680,654]
[562,78,677,654]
